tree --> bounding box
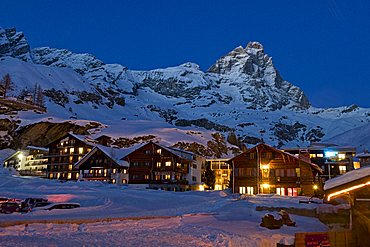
[33,83,45,107]
[1,74,14,98]
[202,162,215,190]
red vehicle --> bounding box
[0,201,21,214]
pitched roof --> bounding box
[229,143,322,173]
[324,166,370,191]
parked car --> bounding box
[0,202,21,214]
[34,202,81,211]
[0,197,9,202]
[24,198,48,208]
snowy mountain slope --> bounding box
[0,27,370,153]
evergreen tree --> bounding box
[1,74,13,98]
[202,162,216,189]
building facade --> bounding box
[229,143,322,196]
[206,159,232,190]
[46,132,127,184]
[3,146,48,176]
[121,142,203,191]
[283,143,356,182]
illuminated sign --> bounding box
[324,151,338,158]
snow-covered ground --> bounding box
[0,167,328,246]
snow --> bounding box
[0,167,328,246]
[324,166,370,191]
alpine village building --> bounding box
[46,132,128,184]
[121,142,203,191]
[283,143,357,182]
[229,143,323,197]
[3,146,48,176]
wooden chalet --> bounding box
[229,143,322,196]
[121,142,202,191]
[46,132,128,184]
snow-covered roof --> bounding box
[356,152,370,158]
[26,146,49,152]
[324,166,370,191]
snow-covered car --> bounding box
[24,197,48,208]
[32,202,80,211]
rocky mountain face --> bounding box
[0,27,369,153]
[0,27,31,62]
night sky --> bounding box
[2,0,370,108]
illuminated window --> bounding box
[295,168,301,177]
[57,173,61,179]
[112,179,116,184]
[69,164,72,170]
[49,173,54,179]
[78,147,84,154]
[67,173,72,179]
[247,186,254,195]
[317,153,324,158]
[164,174,170,180]
[310,154,316,158]
[156,149,162,155]
[339,165,346,174]
[122,179,127,184]
[112,169,116,173]
[64,148,68,153]
[165,161,171,166]
[123,169,127,174]
[78,156,82,161]
[76,173,79,179]
[145,174,149,180]
[325,151,337,158]
[287,188,298,196]
[276,187,285,196]
[338,154,346,160]
[104,169,107,176]
[70,148,74,154]
[177,163,181,167]
[98,169,102,174]
[239,186,246,194]
[353,162,361,169]
[156,162,161,168]
[60,142,64,147]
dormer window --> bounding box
[156,149,162,155]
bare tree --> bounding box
[1,74,14,98]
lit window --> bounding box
[177,163,181,167]
[78,156,82,161]
[64,148,68,153]
[123,169,127,174]
[98,169,102,174]
[76,173,79,179]
[69,165,72,170]
[317,153,324,158]
[70,148,74,154]
[156,162,161,168]
[247,186,254,195]
[112,169,116,173]
[155,175,160,180]
[239,186,246,194]
[49,173,54,179]
[122,179,127,184]
[78,147,84,154]
[57,173,61,179]
[60,142,64,147]
[145,174,150,180]
[276,188,285,196]
[69,156,73,162]
[156,149,162,155]
[287,188,298,196]
[67,173,72,179]
[165,161,171,166]
[164,174,170,180]
[338,154,346,160]
[353,162,361,169]
[309,154,316,158]
[112,179,116,184]
[339,165,346,174]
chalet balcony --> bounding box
[82,173,112,179]
[273,176,300,183]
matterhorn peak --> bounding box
[246,41,264,51]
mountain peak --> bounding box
[246,41,264,51]
[0,27,32,62]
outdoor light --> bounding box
[313,185,318,190]
[262,183,270,189]
[261,164,270,170]
[17,153,24,160]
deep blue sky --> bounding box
[2,0,370,107]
